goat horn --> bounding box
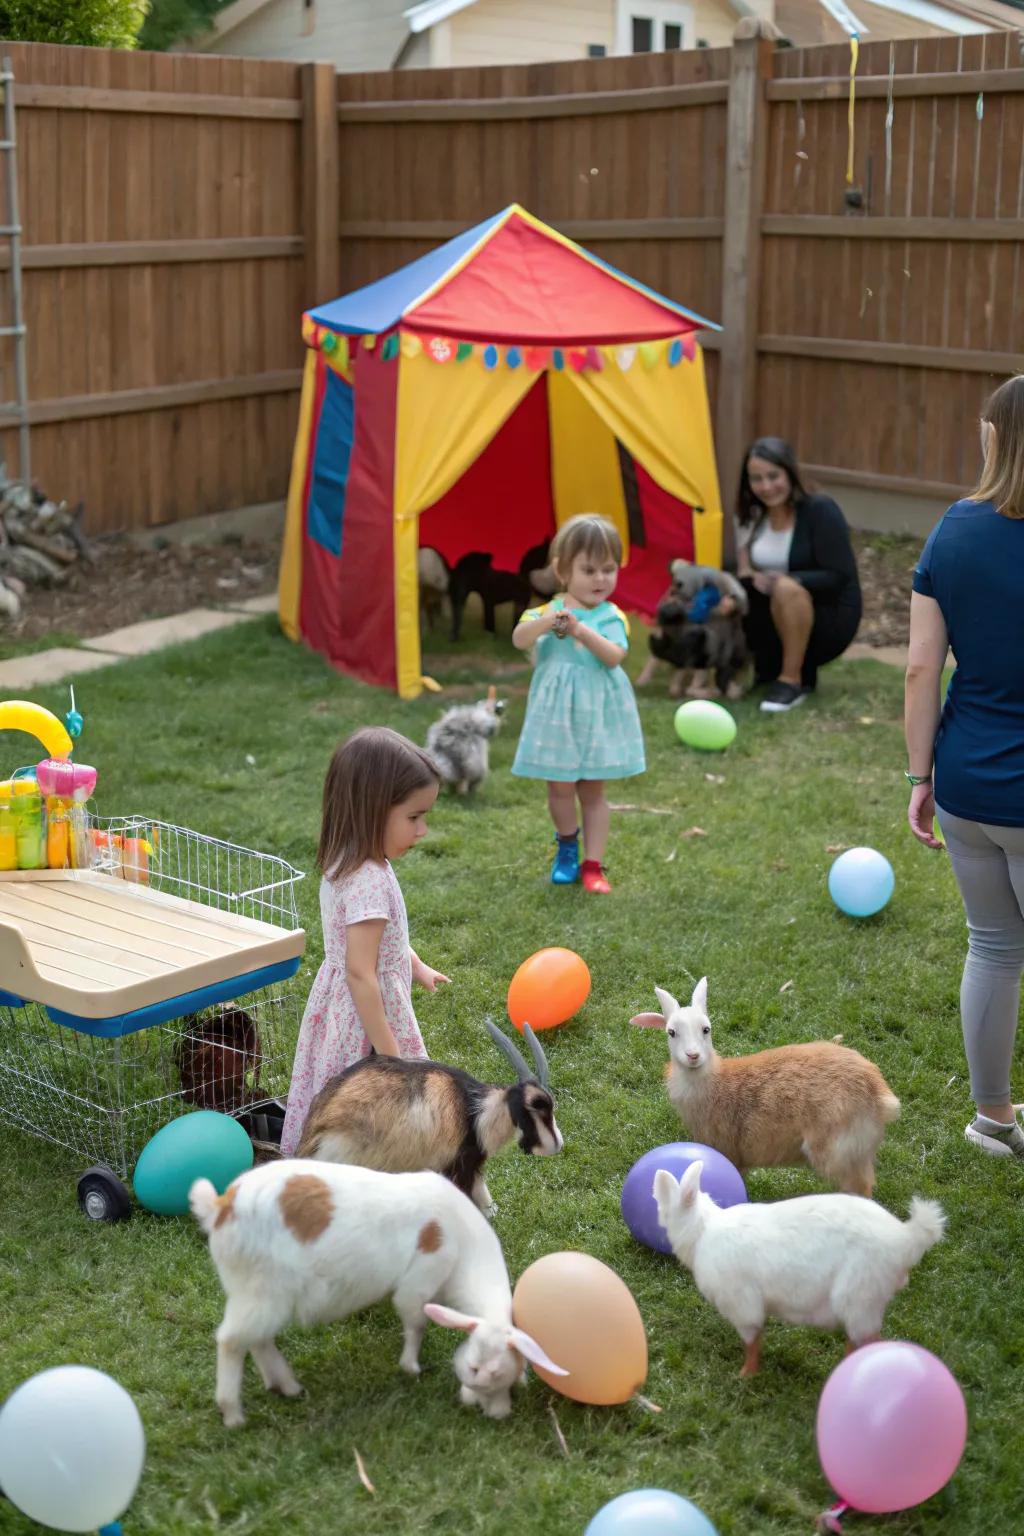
[522,1022,550,1089]
[484,1015,534,1083]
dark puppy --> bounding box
[637,560,749,698]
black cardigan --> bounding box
[749,495,861,612]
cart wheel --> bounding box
[77,1165,132,1223]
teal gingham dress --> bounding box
[512,598,646,782]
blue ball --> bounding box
[621,1142,746,1255]
[828,846,895,918]
[585,1489,719,1536]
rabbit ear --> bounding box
[630,1012,666,1030]
[508,1328,569,1376]
[653,1168,679,1213]
[654,986,680,1020]
[424,1304,479,1333]
[680,1161,704,1205]
[691,977,709,1014]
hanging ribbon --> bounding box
[846,33,859,186]
[884,42,895,210]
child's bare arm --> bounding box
[410,947,451,991]
[512,611,558,650]
[346,920,400,1055]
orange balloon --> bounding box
[512,1252,647,1405]
[507,947,591,1032]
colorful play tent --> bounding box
[278,204,723,698]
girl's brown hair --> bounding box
[972,375,1024,519]
[549,513,623,580]
[318,727,439,880]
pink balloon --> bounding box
[817,1342,967,1514]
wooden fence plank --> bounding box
[1,237,303,269]
[16,82,301,118]
[337,80,728,123]
[0,369,302,429]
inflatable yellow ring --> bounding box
[0,701,73,760]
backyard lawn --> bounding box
[1,615,1018,1536]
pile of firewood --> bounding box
[0,466,87,621]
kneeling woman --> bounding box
[736,438,862,714]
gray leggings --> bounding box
[938,809,1024,1104]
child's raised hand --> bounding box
[560,611,582,638]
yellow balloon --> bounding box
[512,1252,647,1405]
[0,701,72,760]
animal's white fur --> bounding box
[632,977,900,1195]
[190,1160,565,1427]
[655,1161,945,1375]
[425,697,502,794]
[418,547,450,633]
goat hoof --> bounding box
[459,1385,479,1408]
[482,1393,512,1419]
[270,1379,304,1399]
[738,1363,759,1379]
[400,1358,422,1377]
[219,1403,246,1428]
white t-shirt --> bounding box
[744,520,795,574]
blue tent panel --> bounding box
[309,208,508,336]
[308,368,354,556]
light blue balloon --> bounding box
[827,846,895,918]
[585,1490,719,1536]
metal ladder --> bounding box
[0,57,29,485]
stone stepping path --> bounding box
[0,593,277,690]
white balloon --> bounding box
[0,1366,145,1532]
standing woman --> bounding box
[736,439,862,714]
[905,376,1024,1160]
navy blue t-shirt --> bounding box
[913,498,1024,827]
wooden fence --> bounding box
[2,33,1022,536]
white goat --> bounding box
[190,1160,565,1426]
[655,1161,945,1378]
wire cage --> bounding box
[0,817,305,1179]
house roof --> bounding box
[776,0,1022,38]
[308,204,718,345]
[404,0,479,31]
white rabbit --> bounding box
[654,1160,945,1377]
[632,976,900,1195]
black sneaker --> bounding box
[760,681,806,714]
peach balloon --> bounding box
[507,947,591,1032]
[512,1252,647,1405]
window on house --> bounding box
[664,21,682,48]
[588,42,607,56]
[632,16,654,51]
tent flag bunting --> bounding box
[279,204,724,700]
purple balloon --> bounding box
[621,1142,747,1254]
[817,1342,967,1514]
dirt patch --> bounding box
[2,529,918,655]
[851,532,918,649]
[3,532,279,650]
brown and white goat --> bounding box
[632,976,900,1196]
[190,1161,566,1425]
[296,1019,563,1214]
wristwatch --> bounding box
[904,771,932,785]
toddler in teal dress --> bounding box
[512,514,645,893]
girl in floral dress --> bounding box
[280,727,449,1156]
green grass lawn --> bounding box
[1,617,1019,1536]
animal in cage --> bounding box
[177,1005,262,1113]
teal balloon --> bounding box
[828,846,894,918]
[64,709,84,739]
[133,1110,253,1216]
[673,700,737,752]
[585,1490,719,1535]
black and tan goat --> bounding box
[295,1020,563,1214]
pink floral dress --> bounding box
[280,859,427,1155]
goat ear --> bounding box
[424,1303,478,1333]
[508,1327,569,1376]
[654,986,680,1020]
[680,1160,703,1205]
[691,976,709,1015]
[630,1012,666,1030]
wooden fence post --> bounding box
[301,62,340,309]
[716,21,774,567]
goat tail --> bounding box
[880,1092,901,1124]
[189,1177,221,1235]
[902,1196,946,1265]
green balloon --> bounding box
[133,1110,253,1216]
[674,699,737,751]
